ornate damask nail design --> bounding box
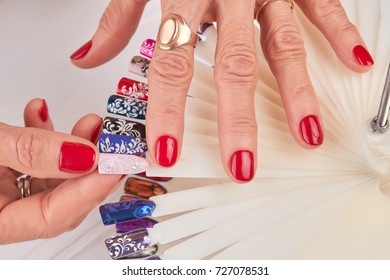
[197,22,213,41]
[105,229,151,260]
[98,134,148,155]
[146,255,161,260]
[116,217,158,233]
[124,177,167,199]
[99,199,156,225]
[103,116,146,138]
[122,245,158,259]
[140,39,155,59]
[98,153,149,175]
[129,56,150,78]
[117,77,148,101]
[107,95,147,120]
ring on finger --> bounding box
[157,14,198,50]
[255,0,294,22]
[17,175,32,199]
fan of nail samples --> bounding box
[99,0,390,260]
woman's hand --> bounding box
[70,0,373,183]
[0,99,121,244]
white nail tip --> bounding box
[98,153,149,174]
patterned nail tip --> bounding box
[116,217,158,233]
[146,255,161,260]
[124,177,167,199]
[121,245,158,260]
[98,153,149,175]
[107,95,147,120]
[103,116,146,138]
[140,39,155,59]
[117,78,148,101]
[120,194,139,202]
[105,229,151,260]
[99,199,156,225]
[129,56,150,78]
[197,22,213,41]
[138,171,173,182]
[98,134,148,156]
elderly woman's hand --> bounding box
[70,0,373,183]
[0,99,121,244]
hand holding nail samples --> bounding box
[0,99,124,244]
[70,0,374,183]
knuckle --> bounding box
[287,85,314,102]
[220,113,258,136]
[314,0,343,17]
[152,104,184,124]
[14,129,45,170]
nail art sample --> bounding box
[197,22,213,41]
[105,229,151,260]
[103,116,146,138]
[122,245,158,259]
[124,177,167,199]
[116,217,158,233]
[140,39,155,59]
[99,199,156,225]
[138,171,173,182]
[107,95,147,120]
[300,115,323,146]
[129,56,150,78]
[119,194,139,202]
[98,153,149,175]
[98,134,147,155]
[117,78,149,101]
[146,255,161,260]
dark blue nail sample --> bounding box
[99,199,156,225]
[98,134,148,155]
[107,95,147,120]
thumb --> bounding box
[70,0,149,68]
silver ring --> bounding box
[17,175,32,199]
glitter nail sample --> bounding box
[98,153,149,175]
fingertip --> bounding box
[24,98,54,130]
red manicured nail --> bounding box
[70,40,92,60]
[91,118,103,144]
[155,136,178,167]
[353,45,374,66]
[59,142,96,173]
[230,150,254,182]
[39,99,48,122]
[300,115,323,146]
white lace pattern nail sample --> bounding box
[98,153,149,174]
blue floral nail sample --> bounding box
[99,199,156,226]
[107,95,147,120]
[103,116,146,138]
[122,245,158,259]
[105,229,151,260]
[98,134,148,155]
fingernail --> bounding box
[353,45,374,66]
[70,40,92,60]
[117,77,149,101]
[155,135,178,167]
[107,95,147,120]
[230,150,254,182]
[39,99,49,122]
[124,177,167,199]
[99,199,156,225]
[129,56,150,78]
[91,118,103,144]
[103,116,146,138]
[59,142,96,173]
[98,153,149,174]
[140,39,156,59]
[105,229,151,260]
[300,115,324,146]
[137,171,173,182]
[98,134,148,155]
[121,245,158,259]
[116,217,157,233]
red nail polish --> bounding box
[39,99,48,122]
[91,118,103,144]
[353,45,374,66]
[70,40,92,60]
[300,115,323,146]
[230,150,254,182]
[155,136,178,167]
[59,142,96,173]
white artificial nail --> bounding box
[98,153,149,174]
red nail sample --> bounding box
[230,150,254,182]
[117,77,149,101]
[59,142,96,173]
[39,99,48,122]
[353,45,374,66]
[155,136,178,167]
[70,40,92,60]
[300,115,323,146]
[91,118,103,144]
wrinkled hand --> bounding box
[70,0,373,182]
[0,99,121,244]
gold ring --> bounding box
[157,14,198,50]
[255,0,294,22]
